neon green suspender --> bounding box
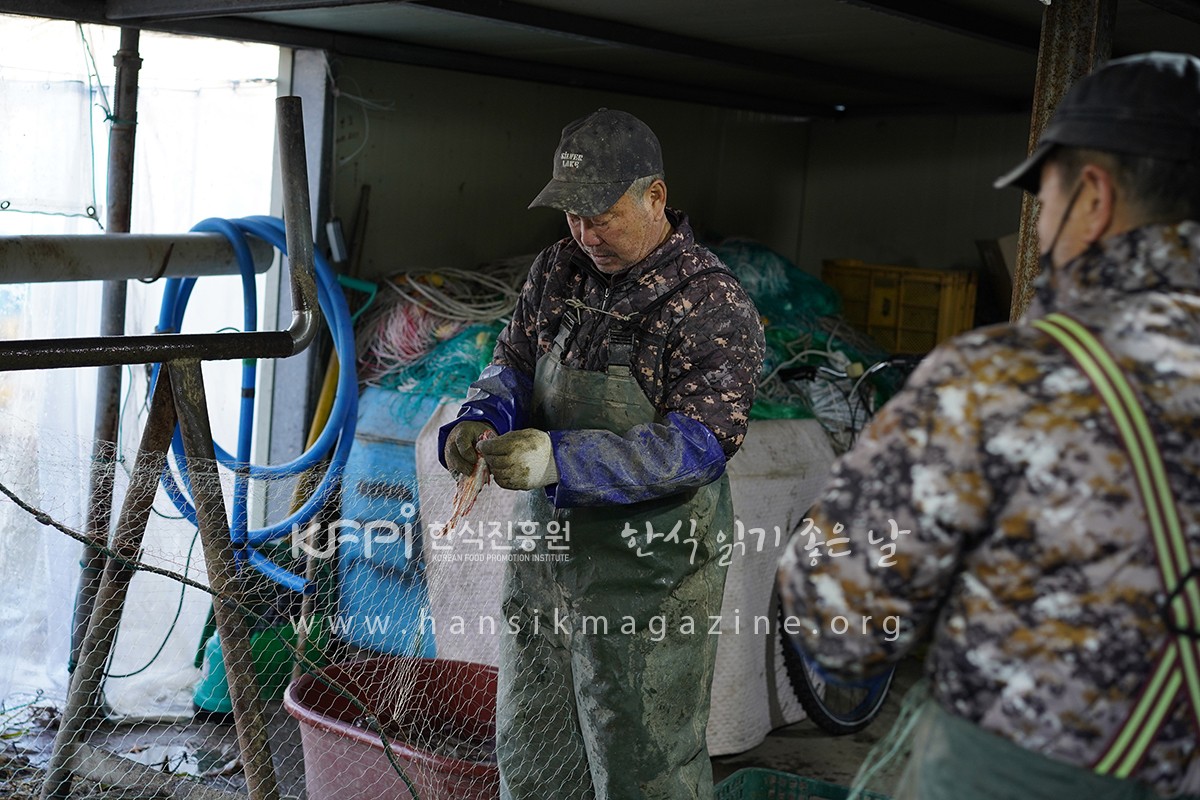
[1032,312,1200,778]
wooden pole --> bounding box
[170,360,281,800]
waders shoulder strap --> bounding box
[1033,312,1200,779]
[608,268,734,367]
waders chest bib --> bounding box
[496,310,733,800]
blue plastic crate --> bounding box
[336,557,436,657]
[339,388,441,572]
[335,387,443,655]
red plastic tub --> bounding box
[284,656,499,800]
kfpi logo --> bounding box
[290,516,415,560]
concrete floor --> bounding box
[711,655,923,796]
[3,655,923,799]
[2,700,309,799]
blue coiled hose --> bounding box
[154,215,358,594]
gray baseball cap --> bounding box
[995,52,1200,194]
[528,108,664,216]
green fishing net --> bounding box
[711,239,902,424]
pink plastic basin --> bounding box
[284,656,499,800]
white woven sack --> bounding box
[415,402,518,667]
[707,417,836,755]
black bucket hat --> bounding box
[995,52,1200,194]
[528,108,663,216]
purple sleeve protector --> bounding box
[436,365,532,468]
[546,412,727,507]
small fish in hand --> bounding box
[441,428,496,536]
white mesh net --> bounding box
[0,372,507,799]
[0,351,836,799]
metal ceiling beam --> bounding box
[837,0,1039,53]
[0,0,1021,115]
[0,0,107,23]
[105,0,390,21]
[8,0,752,111]
[97,0,1021,109]
[402,0,1018,108]
[1137,0,1200,26]
[117,13,848,118]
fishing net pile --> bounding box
[712,238,906,452]
[355,257,529,402]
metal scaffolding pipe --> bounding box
[107,27,141,237]
[276,95,321,353]
[70,26,143,711]
[0,232,275,284]
[0,330,297,370]
[1009,0,1116,320]
[0,98,321,372]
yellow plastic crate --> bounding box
[821,259,978,355]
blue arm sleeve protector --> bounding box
[437,365,532,468]
[546,411,727,507]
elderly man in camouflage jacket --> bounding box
[440,109,764,800]
[779,53,1200,800]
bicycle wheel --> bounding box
[778,599,895,735]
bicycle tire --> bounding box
[778,598,895,735]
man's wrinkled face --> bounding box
[566,182,666,274]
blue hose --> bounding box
[154,216,358,594]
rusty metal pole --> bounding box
[42,371,176,800]
[71,27,143,686]
[1009,0,1117,320]
[170,359,280,800]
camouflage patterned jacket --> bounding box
[442,209,765,507]
[778,221,1200,797]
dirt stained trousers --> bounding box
[496,324,732,800]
